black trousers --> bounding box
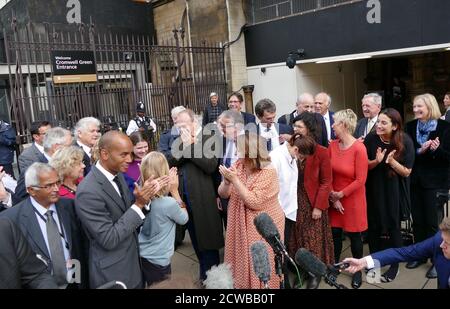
[141,258,171,287]
[411,185,444,244]
[332,228,363,263]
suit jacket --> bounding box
[354,117,377,139]
[74,142,92,176]
[75,166,143,289]
[405,119,450,189]
[241,111,256,125]
[445,110,450,123]
[18,143,43,174]
[0,198,88,288]
[158,128,180,168]
[304,145,333,211]
[0,217,58,289]
[277,110,296,126]
[12,153,48,206]
[372,231,450,289]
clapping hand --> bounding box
[430,137,440,151]
[375,147,387,163]
[168,167,179,192]
[385,150,397,165]
[134,176,161,208]
[219,165,238,184]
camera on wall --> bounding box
[286,49,305,69]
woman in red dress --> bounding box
[328,109,368,289]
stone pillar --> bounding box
[242,85,254,114]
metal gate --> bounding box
[3,20,227,146]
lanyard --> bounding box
[32,207,70,250]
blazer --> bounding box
[405,119,450,189]
[74,142,92,176]
[304,145,333,211]
[241,111,256,125]
[372,231,450,289]
[12,153,48,206]
[354,117,377,139]
[0,217,58,289]
[75,166,144,289]
[0,198,88,288]
[326,111,336,140]
[158,128,180,168]
[18,143,43,174]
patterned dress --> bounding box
[224,160,285,289]
[289,160,334,265]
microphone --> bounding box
[253,213,295,265]
[204,263,234,289]
[250,241,271,288]
[295,248,348,289]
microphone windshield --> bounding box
[253,213,280,249]
[250,241,271,284]
[294,248,327,277]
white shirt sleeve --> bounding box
[365,256,375,269]
[131,204,146,220]
[149,119,157,133]
[126,120,138,136]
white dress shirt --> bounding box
[30,197,71,263]
[35,142,44,154]
[365,115,378,137]
[77,141,92,158]
[323,110,332,141]
[95,162,147,219]
[259,123,280,152]
[269,143,298,221]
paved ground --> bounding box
[171,234,438,289]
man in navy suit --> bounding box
[255,98,293,152]
[315,92,335,141]
[18,121,51,174]
[343,217,450,289]
[354,93,382,139]
[227,92,256,125]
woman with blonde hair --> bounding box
[49,145,86,199]
[404,94,450,277]
[328,109,368,289]
[218,132,285,289]
[138,151,188,287]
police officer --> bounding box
[126,102,157,142]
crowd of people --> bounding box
[0,89,449,290]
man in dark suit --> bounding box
[343,217,450,289]
[13,127,73,205]
[75,131,157,289]
[202,92,226,126]
[255,98,293,152]
[279,93,328,147]
[315,92,335,141]
[18,121,51,174]
[443,92,450,123]
[74,117,101,176]
[170,109,224,281]
[0,217,58,289]
[1,163,87,288]
[227,92,256,125]
[0,120,17,178]
[354,93,382,139]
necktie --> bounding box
[366,119,374,136]
[113,176,126,205]
[266,126,272,151]
[45,210,67,286]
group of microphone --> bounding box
[251,213,349,289]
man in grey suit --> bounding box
[354,93,382,139]
[75,131,158,289]
[18,121,51,174]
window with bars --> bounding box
[245,0,363,24]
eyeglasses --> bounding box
[32,181,62,190]
[228,100,240,103]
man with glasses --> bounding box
[1,163,87,289]
[18,121,52,174]
[227,92,256,125]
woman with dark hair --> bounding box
[218,132,284,289]
[289,113,334,289]
[364,108,415,282]
[124,132,149,193]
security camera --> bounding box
[286,49,305,69]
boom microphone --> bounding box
[253,213,295,264]
[250,241,271,288]
[294,248,348,289]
